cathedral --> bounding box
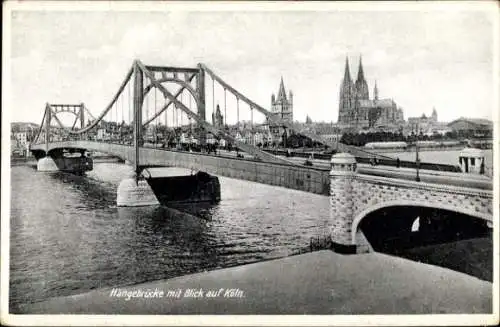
[268,77,293,138]
[338,56,404,130]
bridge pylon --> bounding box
[133,61,144,176]
[329,152,358,254]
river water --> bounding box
[9,163,331,311]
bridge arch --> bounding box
[143,78,200,109]
[52,106,81,115]
[350,199,492,245]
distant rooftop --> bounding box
[448,117,493,127]
[358,99,395,108]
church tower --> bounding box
[270,77,293,137]
[431,107,438,122]
[212,104,224,128]
[272,76,293,122]
[338,57,355,124]
[374,80,379,100]
[354,56,369,100]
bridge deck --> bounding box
[31,141,493,194]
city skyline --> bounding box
[6,2,497,127]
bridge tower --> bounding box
[196,64,206,146]
[45,103,51,153]
[133,61,144,176]
[80,103,85,129]
[329,152,358,254]
[37,103,58,171]
[116,61,159,207]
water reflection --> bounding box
[169,202,218,221]
[48,171,116,208]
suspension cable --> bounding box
[212,76,215,118]
[120,87,124,143]
[251,105,254,130]
[115,92,118,142]
[154,84,157,146]
[251,105,254,146]
[224,88,227,127]
[128,78,134,127]
[188,91,192,136]
[164,95,168,146]
[121,86,124,125]
[236,96,240,129]
[164,95,168,128]
[145,78,149,124]
[180,91,184,127]
[176,105,179,128]
[109,101,113,143]
[116,92,120,143]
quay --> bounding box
[20,250,491,315]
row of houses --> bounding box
[176,130,282,147]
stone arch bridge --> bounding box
[329,153,494,253]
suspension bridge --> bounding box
[29,60,493,252]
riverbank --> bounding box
[10,157,36,166]
[18,250,491,315]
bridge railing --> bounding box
[354,156,462,173]
[263,149,462,173]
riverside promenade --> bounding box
[20,251,492,315]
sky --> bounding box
[6,2,498,127]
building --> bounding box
[447,117,493,138]
[206,132,217,145]
[14,132,28,148]
[96,128,110,141]
[235,131,244,143]
[253,131,264,146]
[11,122,38,148]
[338,56,404,131]
[268,77,293,138]
[407,108,440,135]
[212,104,224,129]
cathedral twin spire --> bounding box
[338,55,373,123]
[356,56,365,82]
[343,57,352,83]
[340,55,372,103]
[353,56,369,100]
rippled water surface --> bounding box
[10,162,331,310]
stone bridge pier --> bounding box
[33,149,93,174]
[116,169,221,207]
[329,153,493,254]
